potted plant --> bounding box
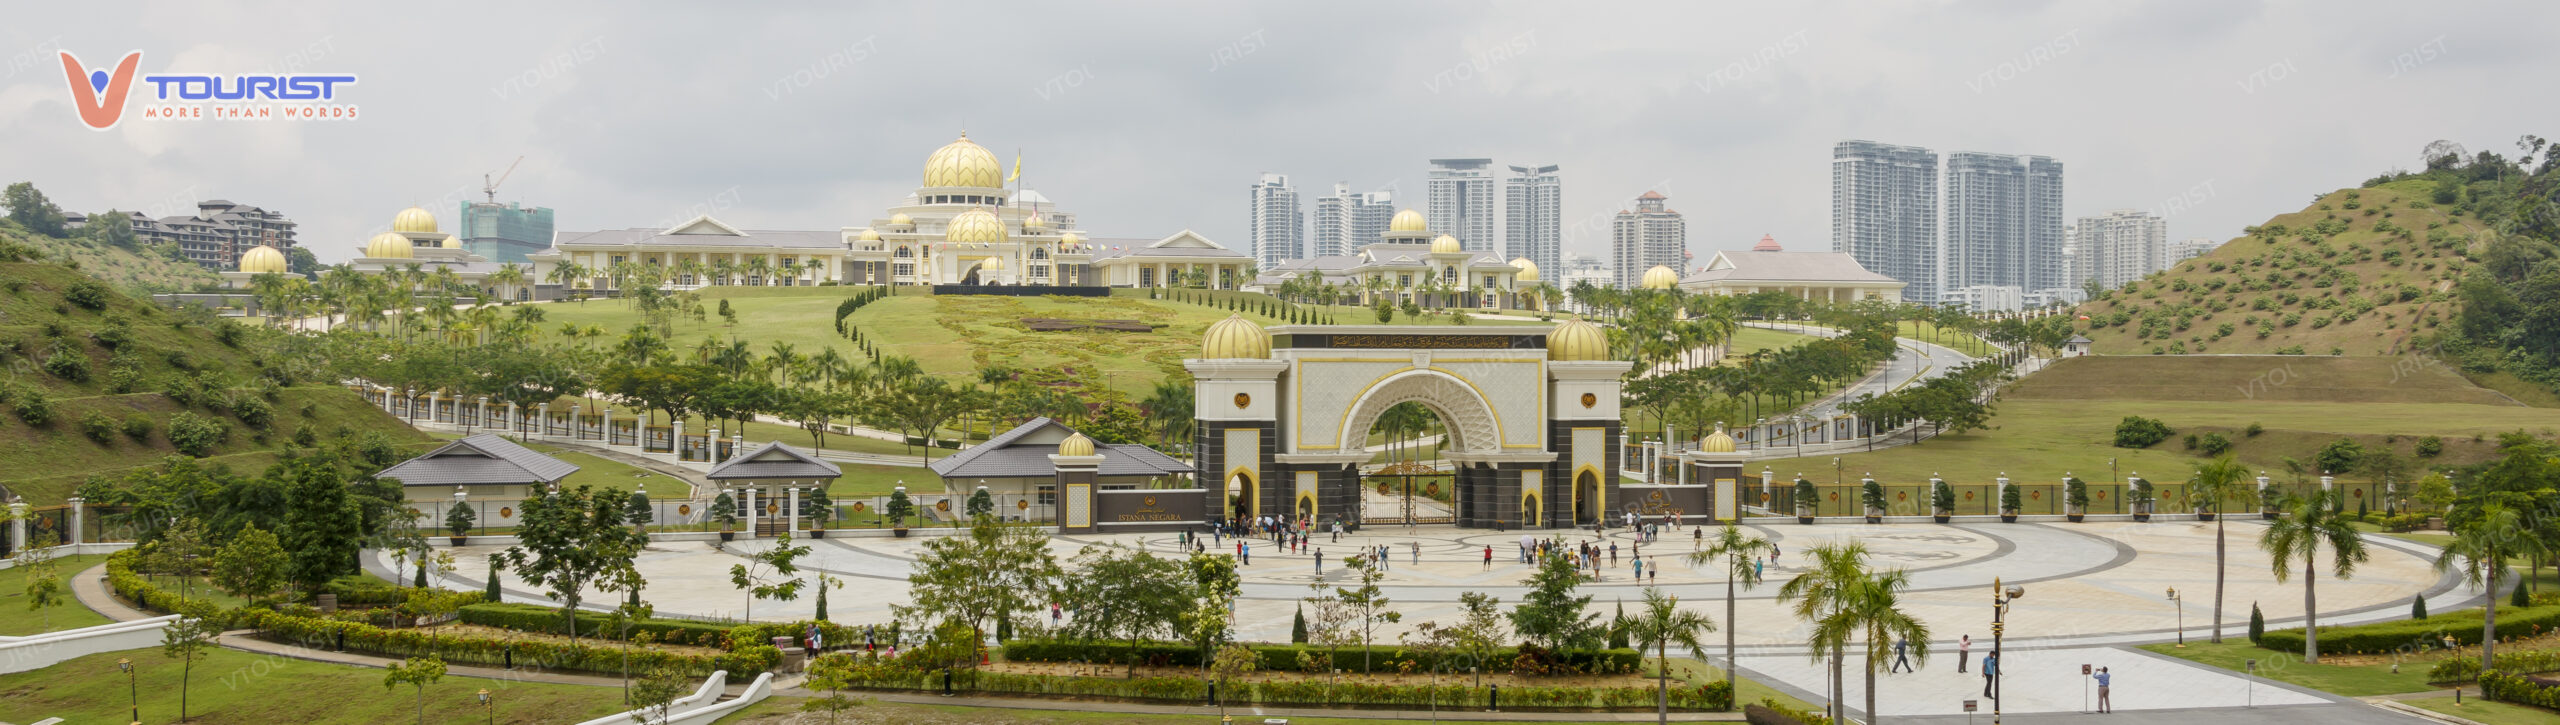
[2260,485,2282,520]
[1859,477,1886,524]
[2063,477,2088,523]
[1793,477,1817,524]
[1999,484,2021,523]
[2194,479,2218,523]
[711,491,738,541]
[1930,479,1954,524]
[887,487,915,538]
[2129,478,2155,522]
[445,500,476,546]
[802,488,835,539]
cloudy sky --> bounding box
[3,1,2550,266]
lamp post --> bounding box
[2167,586,2185,647]
[477,688,493,724]
[1991,579,2023,725]
[118,657,137,723]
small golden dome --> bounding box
[980,256,1007,271]
[238,245,287,275]
[366,231,414,259]
[392,206,437,234]
[1202,314,1271,359]
[1430,234,1462,254]
[1641,265,1679,290]
[944,208,1007,244]
[922,133,1003,188]
[1057,431,1095,457]
[858,228,881,242]
[1389,208,1427,232]
[1699,423,1737,453]
[1060,231,1084,247]
[889,213,914,227]
[1023,214,1046,230]
[440,235,463,249]
[1510,257,1540,283]
[1548,319,1609,361]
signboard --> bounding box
[1713,478,1739,522]
[1963,700,1977,713]
[1064,483,1091,529]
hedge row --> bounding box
[2480,670,2560,708]
[458,603,738,647]
[1000,638,1644,675]
[2428,648,2560,683]
[245,608,780,676]
[105,550,235,623]
[2256,604,2560,655]
[838,664,1730,711]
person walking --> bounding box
[1753,558,1764,579]
[1410,541,1420,566]
[1692,526,1703,551]
[1239,541,1249,566]
[1890,637,1913,673]
[1315,547,1323,575]
[2095,667,2112,713]
[1609,541,1619,565]
[1957,635,1970,673]
[1632,556,1644,580]
[1483,545,1493,570]
[1981,652,1998,699]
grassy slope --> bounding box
[4,222,222,295]
[0,648,628,724]
[1755,356,2545,486]
[0,261,434,504]
[2071,185,2477,356]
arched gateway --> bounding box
[1187,316,1631,529]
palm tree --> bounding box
[1620,587,1716,724]
[1780,542,1867,723]
[1817,563,1927,724]
[1688,523,1774,698]
[1139,380,1195,454]
[2435,503,2531,672]
[2260,491,2370,663]
[2184,454,2253,642]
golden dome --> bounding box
[1202,314,1270,359]
[1510,257,1540,282]
[979,256,1007,271]
[238,245,287,275]
[392,206,437,234]
[439,235,463,249]
[922,133,1003,188]
[889,213,914,227]
[1430,234,1462,254]
[1057,431,1095,457]
[1023,214,1046,230]
[365,231,414,259]
[1699,423,1737,453]
[1060,231,1084,247]
[1641,265,1680,290]
[858,228,881,242]
[1389,208,1427,232]
[1547,319,1609,361]
[944,208,1007,244]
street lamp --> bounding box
[2167,586,2185,647]
[1991,580,2024,725]
[477,688,493,724]
[118,657,137,723]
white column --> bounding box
[65,497,84,546]
[1996,475,2012,512]
[7,502,25,552]
[787,487,801,533]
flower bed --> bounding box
[831,657,1728,711]
[2479,670,2560,708]
[243,608,780,676]
[2429,648,2560,683]
[1000,638,1643,675]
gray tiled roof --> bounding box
[553,228,846,250]
[1682,251,1901,284]
[376,433,579,487]
[928,418,1196,479]
[707,441,842,480]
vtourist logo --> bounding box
[58,48,358,130]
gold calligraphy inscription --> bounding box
[1114,501,1185,522]
[1331,334,1510,350]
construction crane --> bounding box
[481,156,524,203]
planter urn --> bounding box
[719,529,736,542]
[894,527,911,538]
[1933,513,1951,524]
[2000,512,2019,523]
[449,536,468,546]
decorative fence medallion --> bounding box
[678,504,692,516]
[1017,499,1030,510]
[1580,393,1597,409]
[1234,393,1250,409]
[500,507,514,518]
[1424,482,1441,497]
[852,502,867,512]
[936,500,951,511]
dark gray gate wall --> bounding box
[1093,488,1210,533]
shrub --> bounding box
[457,603,738,647]
[63,280,111,311]
[121,412,154,442]
[168,411,229,456]
[2415,436,2444,457]
[2413,595,2427,621]
[42,346,89,382]
[2316,437,2364,474]
[11,387,55,426]
[2248,603,2264,643]
[2112,416,2173,448]
[230,394,273,429]
[2255,604,2560,655]
[2198,433,2232,456]
[2244,422,2265,437]
[78,409,117,444]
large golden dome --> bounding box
[1022,214,1046,230]
[1389,208,1427,232]
[858,228,881,242]
[1202,314,1270,359]
[944,208,1006,244]
[1057,431,1095,457]
[238,245,287,275]
[979,255,1007,271]
[1698,423,1737,453]
[392,206,437,234]
[1510,257,1540,283]
[1548,319,1609,361]
[1641,265,1680,290]
[366,231,414,259]
[1430,234,1462,254]
[922,133,1003,188]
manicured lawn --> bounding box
[718,692,1703,724]
[2402,696,2560,725]
[517,441,692,496]
[0,647,632,724]
[0,554,111,635]
[2137,640,2445,696]
[1657,656,1822,714]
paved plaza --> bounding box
[409,518,2470,718]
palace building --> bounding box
[1250,208,1541,311]
[1675,236,1907,303]
[522,132,1253,294]
[225,206,518,299]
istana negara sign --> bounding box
[1093,489,1205,529]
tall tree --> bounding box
[1621,587,1717,723]
[2435,502,2534,673]
[278,457,362,594]
[2185,455,2253,643]
[3,181,67,236]
[2260,491,2370,663]
[1820,563,1928,724]
[501,485,649,641]
[1334,555,1402,670]
[899,516,1065,646]
[1780,542,1867,723]
[1689,523,1774,696]
[1062,543,1192,676]
[1509,550,1601,650]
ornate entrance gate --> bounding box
[1367,461,1453,525]
[1187,317,1630,530]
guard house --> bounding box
[2063,335,2094,356]
[376,433,579,502]
[929,418,1201,531]
[707,442,842,537]
[1656,423,1747,524]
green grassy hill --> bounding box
[2071,185,2477,356]
[1757,355,2544,487]
[0,258,429,504]
[2,221,222,295]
